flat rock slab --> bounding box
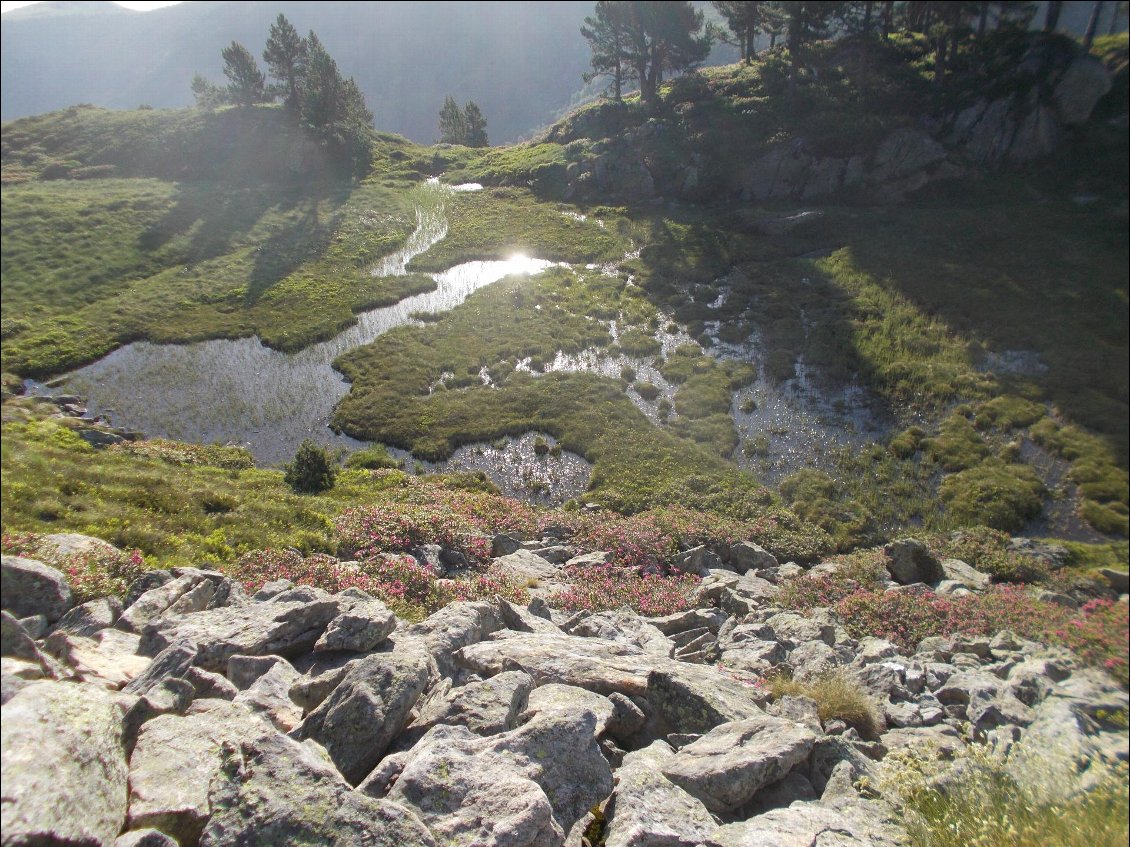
[139,598,339,672]
[662,713,817,813]
[457,631,653,697]
[703,798,905,847]
[2,680,129,846]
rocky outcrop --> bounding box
[0,548,1125,847]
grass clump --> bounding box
[344,444,401,470]
[938,460,1046,533]
[924,414,990,472]
[886,747,1129,847]
[764,670,882,738]
[974,395,1045,431]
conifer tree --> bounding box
[438,95,466,144]
[263,13,307,111]
[581,0,634,101]
[221,41,267,107]
[463,101,489,147]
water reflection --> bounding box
[48,181,556,466]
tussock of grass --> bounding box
[765,670,882,739]
[885,747,1129,847]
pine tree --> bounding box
[621,1,712,105]
[463,101,489,147]
[263,13,307,111]
[221,41,267,107]
[438,95,466,144]
[190,73,225,109]
[581,0,634,101]
[713,1,764,63]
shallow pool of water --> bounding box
[39,181,556,466]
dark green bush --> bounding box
[284,439,337,494]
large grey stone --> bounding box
[314,600,397,653]
[127,702,265,845]
[234,658,303,731]
[1051,55,1112,125]
[1,555,73,622]
[704,798,905,847]
[45,629,151,689]
[50,596,122,638]
[295,640,433,784]
[200,723,435,847]
[883,539,944,585]
[405,601,501,676]
[410,669,533,736]
[604,740,717,847]
[1,680,130,846]
[661,713,817,813]
[138,598,339,672]
[458,630,653,697]
[385,706,613,844]
[729,541,779,574]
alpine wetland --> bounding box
[1,2,1127,846]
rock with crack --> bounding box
[294,639,434,784]
[383,706,613,845]
[403,601,501,676]
[661,713,818,813]
[409,668,533,737]
[138,597,339,672]
[1,680,130,846]
[127,700,266,844]
[314,599,397,653]
[199,722,436,846]
[603,740,717,847]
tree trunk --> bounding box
[882,0,894,39]
[977,4,989,36]
[1084,1,1105,49]
[1045,1,1064,32]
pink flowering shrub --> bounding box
[830,586,1128,687]
[335,503,493,564]
[225,548,529,615]
[548,564,700,616]
[1,531,147,603]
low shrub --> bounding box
[284,439,337,494]
[1,531,147,603]
[548,564,699,616]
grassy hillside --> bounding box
[1,46,1127,547]
[0,106,441,375]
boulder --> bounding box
[603,741,717,847]
[882,539,944,585]
[729,541,779,573]
[313,600,397,653]
[1051,55,1112,125]
[127,702,265,845]
[200,724,436,846]
[939,559,991,591]
[233,659,303,731]
[138,597,339,672]
[405,601,500,676]
[45,629,151,689]
[294,640,433,785]
[410,669,533,736]
[647,664,768,734]
[661,714,818,813]
[458,630,653,697]
[1,555,73,622]
[385,706,613,844]
[1,680,130,846]
[380,725,564,846]
[50,596,122,638]
[704,798,904,847]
